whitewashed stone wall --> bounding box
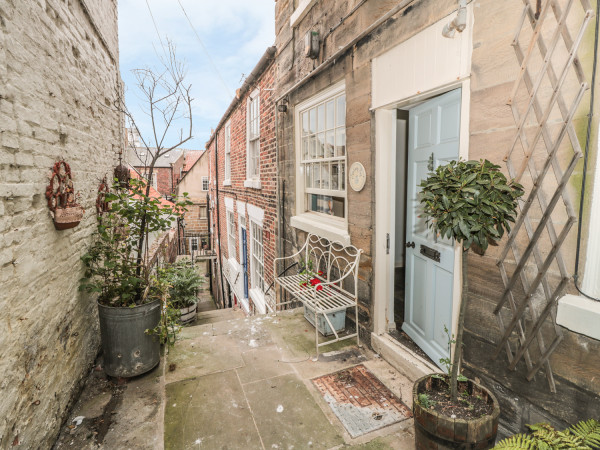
[0,0,120,447]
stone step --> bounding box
[196,307,241,325]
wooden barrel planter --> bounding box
[413,374,500,449]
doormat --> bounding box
[312,364,412,438]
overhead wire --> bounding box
[176,0,233,99]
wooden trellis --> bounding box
[493,0,594,392]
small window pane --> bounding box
[331,163,339,190]
[302,138,309,161]
[306,166,312,188]
[306,194,345,218]
[317,103,325,132]
[340,162,346,191]
[321,163,330,190]
[326,100,334,130]
[336,95,346,127]
[335,128,346,157]
[309,109,316,134]
[309,135,317,159]
[325,131,334,158]
[302,112,309,136]
[313,163,321,189]
[317,132,325,158]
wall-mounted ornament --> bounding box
[45,160,85,230]
[96,176,110,216]
[349,162,367,192]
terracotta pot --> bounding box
[413,374,500,450]
[53,205,84,230]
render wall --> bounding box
[0,0,120,447]
[274,0,600,436]
[209,61,277,314]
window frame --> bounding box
[291,81,348,242]
[249,220,264,293]
[226,208,237,261]
[202,176,209,191]
[199,205,207,219]
[188,236,199,254]
[245,89,261,187]
[224,120,231,184]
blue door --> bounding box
[403,88,461,368]
[241,227,249,299]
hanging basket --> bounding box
[53,205,85,230]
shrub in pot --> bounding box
[414,159,523,449]
[165,261,203,324]
[80,178,190,377]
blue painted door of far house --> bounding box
[241,227,249,299]
[403,88,461,369]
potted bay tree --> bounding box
[412,159,523,449]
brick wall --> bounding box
[209,59,277,313]
[0,0,120,447]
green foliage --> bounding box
[493,419,600,450]
[418,393,437,409]
[164,261,203,309]
[145,267,182,346]
[419,159,524,252]
[79,178,192,307]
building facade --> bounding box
[274,0,600,436]
[176,150,211,256]
[0,0,121,447]
[209,47,277,315]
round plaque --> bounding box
[349,162,366,192]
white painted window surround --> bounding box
[557,125,600,340]
[292,81,348,244]
[246,89,260,187]
[290,0,318,28]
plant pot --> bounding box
[413,374,500,450]
[97,299,161,378]
[303,304,345,336]
[53,205,84,230]
[179,303,197,324]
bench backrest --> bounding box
[301,234,362,297]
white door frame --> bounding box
[373,79,471,340]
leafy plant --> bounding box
[419,159,523,402]
[418,393,437,409]
[165,261,203,309]
[493,419,600,449]
[145,266,182,346]
[80,178,191,307]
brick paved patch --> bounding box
[312,364,412,438]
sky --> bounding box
[118,0,276,150]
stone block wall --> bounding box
[0,0,120,447]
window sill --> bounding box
[290,213,350,245]
[249,288,267,315]
[223,180,231,186]
[290,0,318,28]
[244,179,262,189]
[228,257,241,273]
[557,294,600,341]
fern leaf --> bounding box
[493,434,536,449]
[569,419,600,449]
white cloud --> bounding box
[118,0,275,148]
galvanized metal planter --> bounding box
[413,374,500,449]
[98,300,161,378]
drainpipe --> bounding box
[214,132,227,308]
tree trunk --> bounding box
[450,247,469,402]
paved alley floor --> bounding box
[163,307,416,449]
[54,293,417,449]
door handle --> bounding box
[405,241,415,248]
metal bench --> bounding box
[273,234,363,360]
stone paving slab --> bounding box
[237,347,295,384]
[165,370,262,450]
[165,333,244,384]
[243,373,345,450]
